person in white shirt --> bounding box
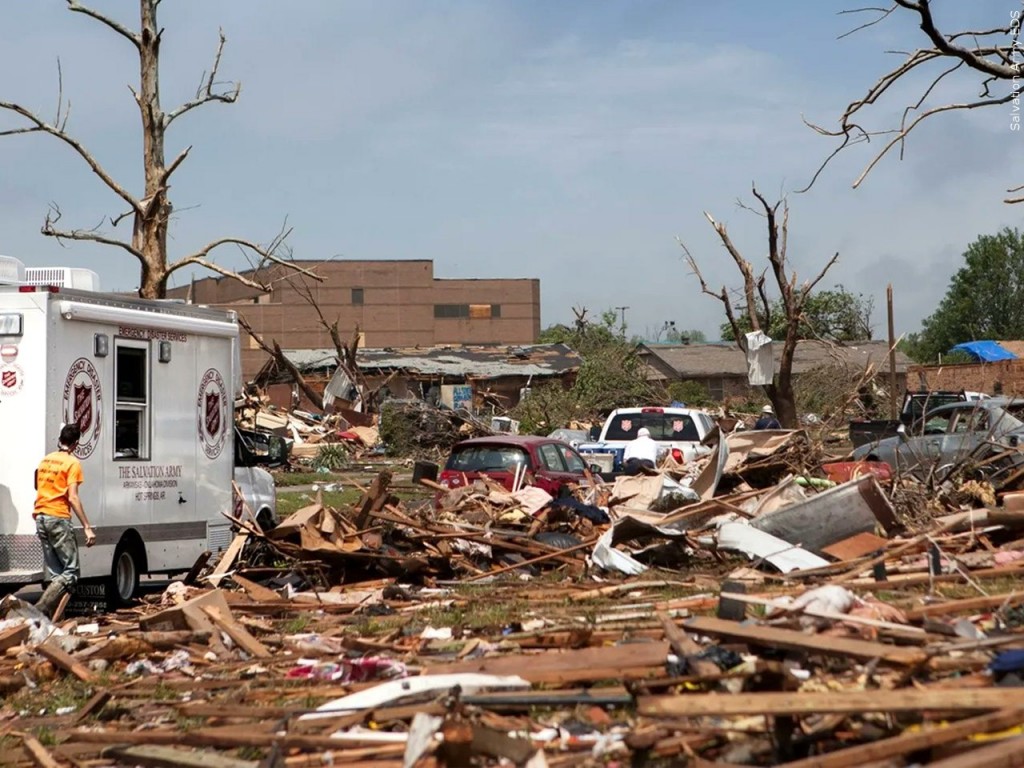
[623,427,659,474]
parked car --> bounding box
[577,406,715,472]
[437,436,597,498]
[849,389,988,448]
[851,398,1024,483]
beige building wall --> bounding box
[168,260,541,380]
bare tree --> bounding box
[802,1,1024,203]
[0,0,320,296]
[681,186,839,428]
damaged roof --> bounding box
[640,340,912,380]
[279,343,581,380]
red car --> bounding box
[438,436,593,498]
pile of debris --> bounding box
[379,399,495,457]
[9,427,1024,765]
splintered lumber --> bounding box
[231,574,281,602]
[21,733,62,768]
[638,689,1024,718]
[656,612,720,679]
[100,744,258,768]
[427,641,670,684]
[683,616,928,666]
[36,639,94,683]
[925,733,1024,768]
[0,622,30,652]
[207,533,249,584]
[354,470,392,528]
[200,605,271,658]
[904,591,1024,621]
[776,708,1024,768]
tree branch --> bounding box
[0,100,140,213]
[897,0,1018,79]
[237,315,324,409]
[164,29,240,127]
[66,0,141,50]
[804,1,1023,201]
[41,203,145,261]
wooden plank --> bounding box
[0,623,30,653]
[776,708,1024,768]
[926,733,1024,768]
[230,574,280,603]
[37,639,94,683]
[656,612,720,679]
[201,605,271,658]
[354,470,391,529]
[905,591,1024,621]
[822,532,889,561]
[207,533,248,585]
[638,689,1024,718]
[426,641,670,685]
[21,733,62,768]
[683,616,927,666]
[101,744,258,768]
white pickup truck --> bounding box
[577,406,715,473]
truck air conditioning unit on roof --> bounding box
[0,255,26,285]
[23,267,101,291]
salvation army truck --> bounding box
[0,256,279,603]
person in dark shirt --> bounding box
[754,405,782,430]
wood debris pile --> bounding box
[8,431,1024,765]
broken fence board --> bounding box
[638,689,1024,717]
[683,616,927,666]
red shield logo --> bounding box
[205,391,221,437]
[74,383,93,433]
[1,370,15,389]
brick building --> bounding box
[167,260,541,380]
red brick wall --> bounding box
[908,361,1024,395]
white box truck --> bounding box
[0,257,279,604]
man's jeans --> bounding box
[35,515,80,590]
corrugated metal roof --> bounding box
[279,343,581,379]
[640,340,912,378]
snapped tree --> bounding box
[682,187,839,428]
[802,0,1024,203]
[0,0,318,297]
[905,227,1024,362]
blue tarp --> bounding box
[950,341,1018,362]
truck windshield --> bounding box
[604,413,699,441]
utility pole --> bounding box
[615,306,629,337]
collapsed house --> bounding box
[253,343,581,414]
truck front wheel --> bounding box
[107,540,141,606]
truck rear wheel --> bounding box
[107,541,141,606]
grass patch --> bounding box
[275,489,364,516]
[274,472,352,488]
[282,614,313,634]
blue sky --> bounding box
[1,1,1021,341]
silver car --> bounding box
[851,398,1024,483]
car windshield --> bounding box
[603,412,699,441]
[447,444,530,473]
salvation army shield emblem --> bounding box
[205,391,221,437]
[74,383,93,433]
[62,358,102,459]
[197,367,228,459]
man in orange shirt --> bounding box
[34,424,96,617]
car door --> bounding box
[896,409,954,475]
[535,443,574,495]
[939,405,987,470]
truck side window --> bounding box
[115,342,150,460]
